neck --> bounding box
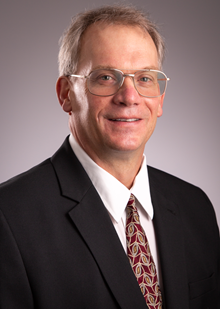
[95,153,143,189]
[81,142,143,189]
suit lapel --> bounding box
[149,171,189,309]
[68,186,148,309]
[51,138,147,309]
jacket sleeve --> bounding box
[0,210,34,309]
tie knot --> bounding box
[127,193,135,206]
[126,194,139,219]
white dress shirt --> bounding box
[69,134,161,283]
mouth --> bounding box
[109,118,141,122]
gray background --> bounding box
[0,0,219,225]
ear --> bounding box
[56,76,72,113]
[157,93,165,117]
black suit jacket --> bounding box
[1,137,220,309]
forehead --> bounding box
[78,23,159,71]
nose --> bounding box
[113,76,140,106]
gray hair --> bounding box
[58,5,165,76]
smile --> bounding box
[110,119,140,122]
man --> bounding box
[0,5,219,309]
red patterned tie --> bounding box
[126,194,162,309]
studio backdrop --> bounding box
[0,0,219,224]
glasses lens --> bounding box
[134,71,167,97]
[87,69,122,96]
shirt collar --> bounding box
[69,134,154,222]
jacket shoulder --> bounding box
[0,159,52,187]
[147,165,215,215]
[147,165,219,231]
[148,165,206,197]
[0,159,56,211]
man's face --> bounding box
[68,23,164,161]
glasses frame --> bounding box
[68,68,170,98]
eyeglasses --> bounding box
[68,68,170,98]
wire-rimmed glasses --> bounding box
[68,68,170,98]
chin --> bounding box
[107,139,145,153]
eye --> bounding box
[138,74,154,83]
[140,76,152,82]
[100,75,113,81]
[89,69,121,88]
[135,72,156,88]
[92,71,118,85]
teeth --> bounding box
[112,119,139,122]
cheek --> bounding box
[70,81,88,113]
[85,93,109,120]
[156,96,164,117]
[72,93,101,128]
[144,98,157,115]
[146,98,163,118]
[71,80,111,126]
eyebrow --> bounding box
[92,65,160,71]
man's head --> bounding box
[58,5,165,76]
[56,5,168,171]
